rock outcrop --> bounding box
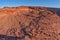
[0,6,60,40]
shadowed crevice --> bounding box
[0,34,22,40]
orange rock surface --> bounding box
[0,6,60,40]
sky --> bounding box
[0,0,60,8]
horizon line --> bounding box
[0,5,60,8]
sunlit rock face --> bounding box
[0,6,60,40]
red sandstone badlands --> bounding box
[0,6,60,40]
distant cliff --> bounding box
[47,7,60,16]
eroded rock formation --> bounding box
[0,6,60,40]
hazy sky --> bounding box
[0,0,60,8]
